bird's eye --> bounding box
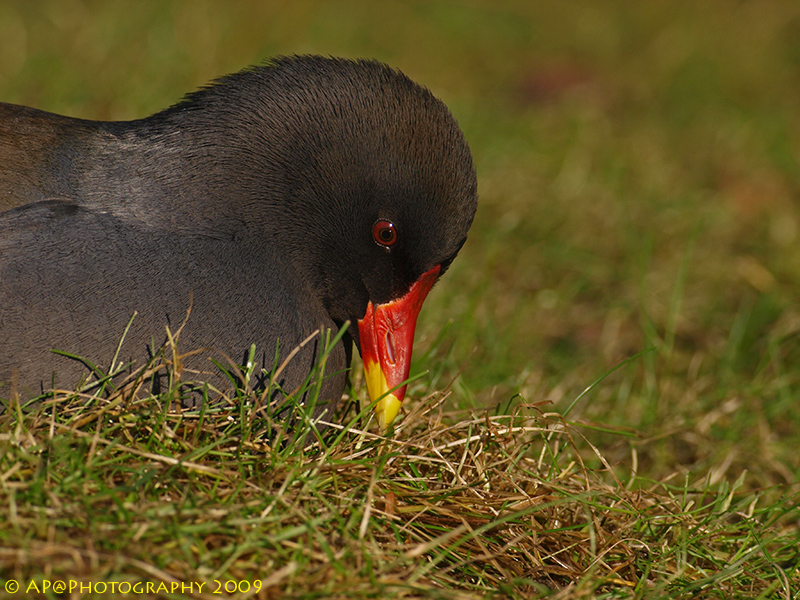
[372,220,398,247]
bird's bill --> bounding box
[358,264,441,430]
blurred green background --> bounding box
[1,0,799,487]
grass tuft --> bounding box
[1,346,797,598]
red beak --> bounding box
[357,264,440,430]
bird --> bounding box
[0,55,477,430]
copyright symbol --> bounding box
[5,580,19,593]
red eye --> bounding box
[372,220,397,247]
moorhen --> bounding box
[0,55,477,430]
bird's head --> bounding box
[191,56,477,429]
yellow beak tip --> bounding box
[375,394,402,431]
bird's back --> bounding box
[0,103,100,212]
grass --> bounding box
[2,353,798,598]
[1,1,799,598]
